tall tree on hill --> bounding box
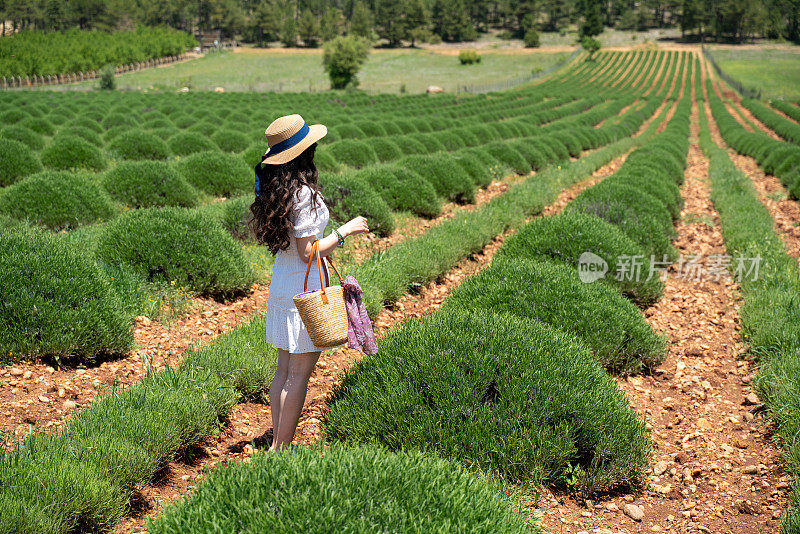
[349,1,374,38]
[404,0,429,46]
[250,0,281,45]
[375,0,405,46]
[580,0,604,35]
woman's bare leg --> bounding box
[269,349,291,448]
[271,351,321,450]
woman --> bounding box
[250,114,369,451]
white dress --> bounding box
[264,185,345,353]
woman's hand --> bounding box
[338,216,369,237]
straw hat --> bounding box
[261,114,327,165]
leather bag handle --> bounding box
[303,240,343,304]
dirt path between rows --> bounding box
[115,96,672,532]
[532,94,788,534]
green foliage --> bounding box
[148,444,530,533]
[108,129,170,160]
[1,125,45,150]
[327,139,378,168]
[168,132,218,156]
[324,310,650,492]
[498,212,663,307]
[0,312,274,532]
[103,161,200,209]
[0,227,132,364]
[322,35,370,90]
[363,137,402,162]
[40,135,107,172]
[524,28,540,48]
[355,165,441,218]
[175,151,252,197]
[98,64,116,90]
[210,129,250,153]
[447,258,666,374]
[581,36,602,57]
[0,27,197,78]
[0,171,117,230]
[57,125,103,147]
[97,207,256,300]
[397,154,476,203]
[319,171,395,237]
[0,138,43,186]
[458,49,481,65]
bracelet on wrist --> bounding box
[333,228,345,247]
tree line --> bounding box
[0,0,797,44]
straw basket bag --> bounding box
[293,240,349,348]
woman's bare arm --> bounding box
[296,216,369,264]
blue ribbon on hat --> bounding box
[255,122,311,195]
[265,122,310,159]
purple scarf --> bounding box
[340,276,378,354]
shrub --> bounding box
[334,124,366,140]
[176,151,252,197]
[1,125,45,150]
[210,129,250,153]
[524,28,540,47]
[0,227,132,364]
[313,145,342,172]
[447,258,666,374]
[356,165,441,218]
[108,129,171,161]
[97,207,255,300]
[147,445,530,534]
[323,310,651,492]
[194,196,255,242]
[323,35,370,89]
[451,150,493,187]
[567,184,676,260]
[56,125,103,147]
[169,132,218,156]
[103,161,200,209]
[98,64,116,90]
[363,137,402,162]
[397,154,476,203]
[0,171,118,230]
[483,142,530,174]
[41,135,107,172]
[0,138,43,186]
[509,140,549,171]
[497,211,663,307]
[0,109,30,124]
[18,116,55,136]
[101,112,137,130]
[459,49,481,65]
[327,140,378,168]
[319,171,395,236]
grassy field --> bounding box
[708,47,800,100]
[103,47,569,93]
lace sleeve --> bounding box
[292,185,319,238]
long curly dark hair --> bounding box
[249,143,322,254]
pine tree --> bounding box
[298,8,321,46]
[375,0,406,46]
[321,8,344,41]
[251,0,280,46]
[349,1,374,39]
[432,0,476,41]
[280,13,297,47]
[404,0,429,46]
[580,0,604,36]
